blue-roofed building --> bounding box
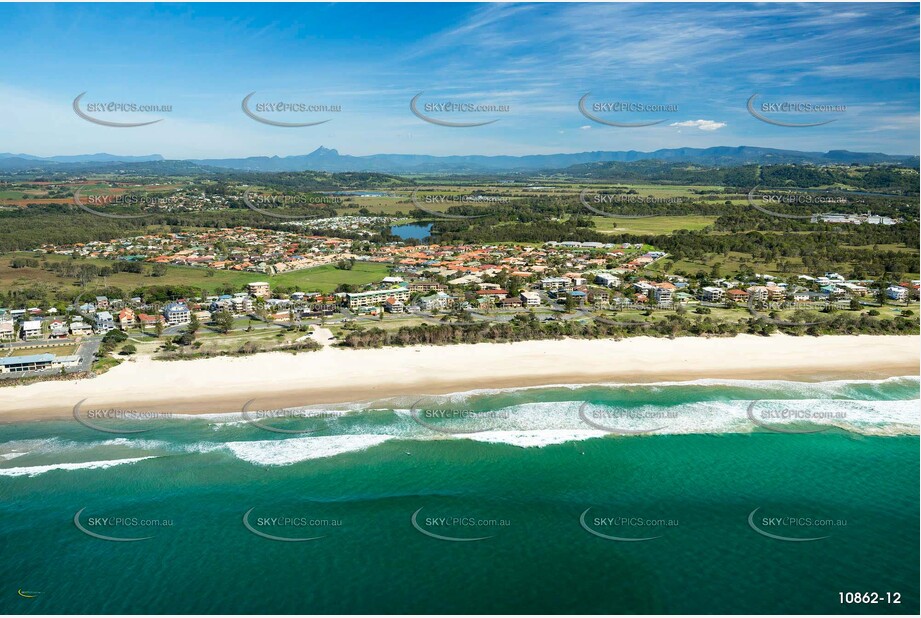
[0,353,79,374]
[163,302,191,325]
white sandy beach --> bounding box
[1,334,918,422]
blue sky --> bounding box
[0,3,917,158]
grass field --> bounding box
[5,344,78,357]
[590,215,716,234]
[0,253,393,296]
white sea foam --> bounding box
[391,375,920,404]
[0,456,159,477]
[462,430,608,448]
[224,434,393,465]
[391,397,920,441]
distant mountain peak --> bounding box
[309,146,339,156]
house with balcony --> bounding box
[95,311,116,333]
[699,287,725,303]
[21,319,43,340]
[246,281,271,298]
[163,302,191,325]
[540,277,571,291]
[0,318,14,342]
[520,291,541,307]
[118,307,136,330]
[594,273,621,288]
[418,292,455,312]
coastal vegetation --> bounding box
[342,310,919,349]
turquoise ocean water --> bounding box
[1,376,918,614]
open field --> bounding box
[5,344,77,357]
[0,252,392,296]
[590,215,716,234]
[643,250,921,279]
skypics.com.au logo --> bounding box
[241,92,341,127]
[410,92,509,127]
[73,92,171,127]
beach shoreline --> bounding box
[1,334,918,423]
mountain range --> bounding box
[0,146,916,174]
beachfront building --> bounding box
[138,313,165,328]
[418,292,454,312]
[95,311,116,333]
[0,319,14,342]
[408,280,447,293]
[476,289,508,302]
[70,320,93,336]
[118,308,136,330]
[0,353,81,375]
[383,297,405,313]
[700,287,725,303]
[163,302,192,325]
[21,319,43,340]
[231,296,254,314]
[540,277,571,291]
[747,286,770,303]
[562,290,587,306]
[49,321,69,339]
[520,291,541,307]
[247,281,271,298]
[652,282,675,305]
[594,273,622,288]
[726,289,749,303]
[346,288,410,310]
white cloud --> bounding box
[580,125,591,130]
[670,119,727,131]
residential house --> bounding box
[231,296,254,314]
[163,302,191,325]
[118,308,136,330]
[49,320,69,339]
[652,282,675,305]
[747,286,770,303]
[520,291,541,307]
[726,289,749,303]
[347,288,410,309]
[540,277,571,291]
[246,281,271,298]
[383,297,405,313]
[21,319,43,340]
[887,286,908,301]
[0,319,14,341]
[138,313,165,328]
[475,289,508,302]
[418,292,454,311]
[594,273,621,288]
[95,296,109,310]
[562,290,587,306]
[699,287,725,302]
[95,311,116,333]
[70,320,93,336]
[408,280,447,293]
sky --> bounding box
[0,2,917,158]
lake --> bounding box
[391,223,432,240]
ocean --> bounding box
[1,376,918,614]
